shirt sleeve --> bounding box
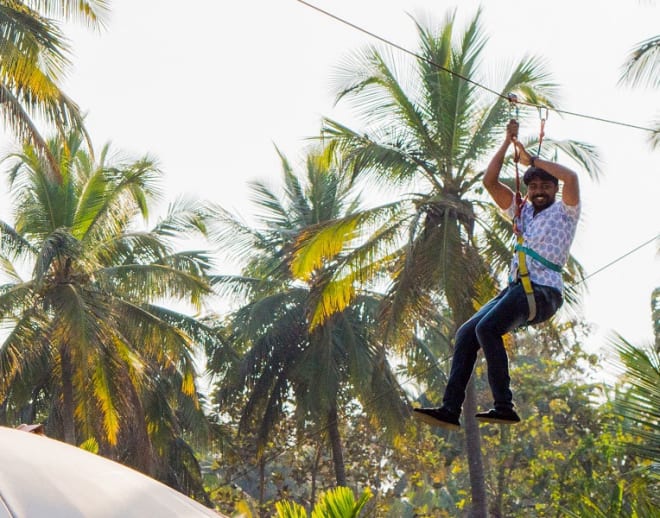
[503,193,516,220]
[561,199,581,222]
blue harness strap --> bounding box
[514,244,563,272]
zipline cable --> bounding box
[295,0,659,134]
[570,232,659,287]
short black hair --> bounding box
[523,166,558,186]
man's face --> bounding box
[526,179,558,211]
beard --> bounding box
[530,194,555,211]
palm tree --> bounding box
[611,335,660,466]
[619,33,660,148]
[209,147,409,495]
[0,129,220,499]
[294,10,600,516]
[0,0,110,181]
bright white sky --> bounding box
[4,1,659,360]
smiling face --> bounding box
[526,179,558,212]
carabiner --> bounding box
[507,93,519,121]
[537,106,549,155]
[537,105,549,122]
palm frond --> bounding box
[79,157,163,247]
[72,167,110,238]
[619,34,660,89]
[462,55,558,175]
[249,179,292,229]
[208,273,268,304]
[0,307,51,394]
[322,118,422,185]
[98,262,211,308]
[144,304,225,356]
[160,250,214,281]
[290,201,400,280]
[90,359,121,445]
[648,120,660,150]
[89,231,169,268]
[610,336,660,464]
[104,156,163,220]
[474,202,515,280]
[0,2,69,76]
[0,280,36,318]
[114,301,199,398]
[0,219,37,260]
[311,486,373,518]
[417,9,486,166]
[562,254,587,310]
[542,138,603,181]
[333,45,417,128]
[27,1,111,28]
[305,217,407,329]
[151,197,219,240]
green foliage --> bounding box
[1,6,653,518]
[561,479,657,518]
[295,10,601,517]
[79,436,99,453]
[619,34,660,90]
[276,499,308,518]
[0,130,221,502]
[275,487,372,518]
[611,335,660,465]
[618,34,660,148]
[0,1,110,180]
[207,145,409,513]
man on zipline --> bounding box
[414,119,581,430]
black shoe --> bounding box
[413,406,460,430]
[475,408,521,424]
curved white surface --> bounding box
[0,427,223,517]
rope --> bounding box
[537,107,548,156]
[507,94,524,233]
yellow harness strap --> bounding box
[516,234,536,321]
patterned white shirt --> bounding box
[505,197,580,292]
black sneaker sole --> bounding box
[475,415,520,425]
[413,410,460,431]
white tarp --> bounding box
[0,427,225,517]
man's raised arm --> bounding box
[483,120,517,210]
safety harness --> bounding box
[512,148,537,321]
[508,96,560,322]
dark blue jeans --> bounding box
[442,281,562,415]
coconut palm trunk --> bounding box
[327,404,347,487]
[447,260,489,517]
[59,344,77,445]
[311,442,323,509]
[464,382,487,517]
